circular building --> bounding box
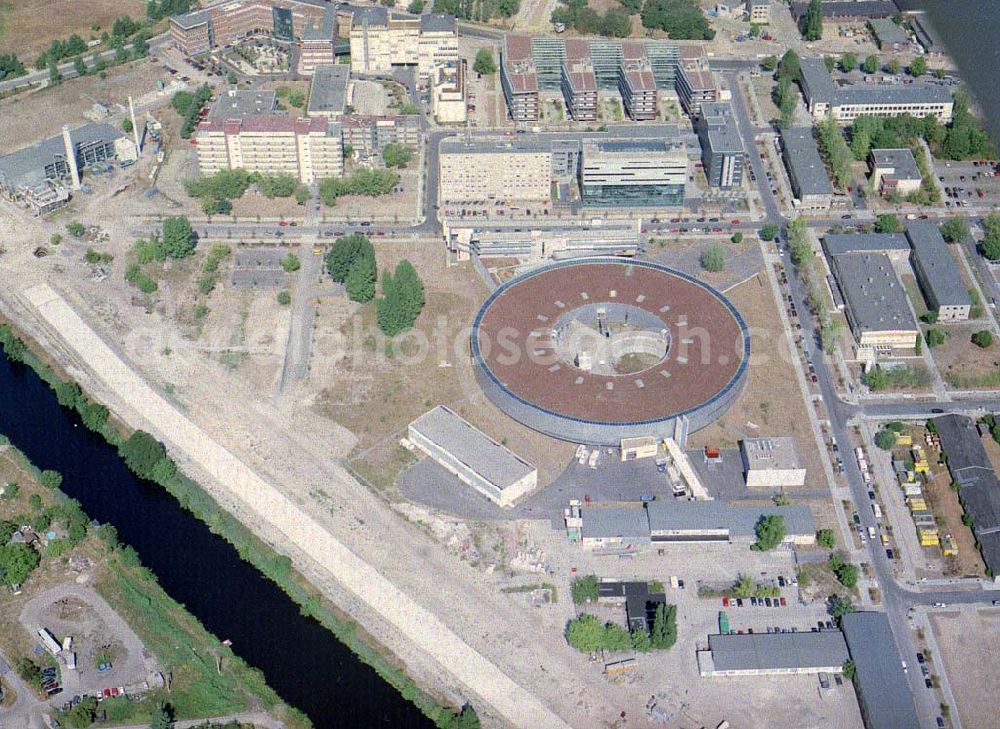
[471,258,749,446]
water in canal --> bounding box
[0,351,433,728]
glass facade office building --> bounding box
[579,140,686,208]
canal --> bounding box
[0,350,433,729]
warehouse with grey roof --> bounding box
[905,221,972,320]
[698,630,850,676]
[408,405,537,507]
[841,612,919,729]
[780,127,833,210]
[830,251,918,352]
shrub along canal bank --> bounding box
[0,320,477,729]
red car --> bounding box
[723,597,730,607]
[779,597,787,606]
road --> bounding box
[0,33,172,93]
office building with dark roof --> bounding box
[696,102,745,189]
[306,64,350,119]
[905,221,972,321]
[561,39,598,121]
[209,88,278,120]
[869,148,922,196]
[780,127,834,210]
[840,612,920,729]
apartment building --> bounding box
[579,139,686,208]
[349,7,457,76]
[195,116,343,183]
[618,42,658,121]
[675,63,719,117]
[298,7,337,74]
[748,1,771,24]
[561,39,598,121]
[438,138,552,203]
[339,115,420,162]
[170,0,328,56]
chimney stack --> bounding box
[62,125,81,190]
[129,95,141,153]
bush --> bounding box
[119,430,167,480]
[318,169,399,205]
[382,143,413,169]
[925,328,946,348]
[565,614,638,652]
[257,174,298,198]
[817,529,836,549]
[66,221,85,237]
[972,330,993,348]
[701,245,725,272]
[473,48,496,75]
[277,290,291,306]
[875,429,897,450]
[570,574,599,604]
[40,469,63,489]
[760,224,779,241]
[829,552,859,588]
[162,216,196,258]
[280,253,301,272]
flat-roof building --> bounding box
[798,56,953,123]
[780,127,833,210]
[740,437,806,488]
[791,1,898,21]
[579,139,686,208]
[841,612,920,729]
[830,252,918,352]
[348,7,456,76]
[339,114,420,162]
[298,6,337,73]
[306,64,349,119]
[209,88,277,120]
[579,506,651,549]
[431,60,467,124]
[676,64,719,117]
[445,223,640,262]
[645,500,816,545]
[698,630,849,677]
[195,116,343,183]
[748,1,771,24]
[408,405,537,507]
[696,102,745,189]
[822,232,911,258]
[905,221,971,321]
[438,137,552,204]
[868,148,922,196]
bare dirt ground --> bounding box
[687,272,828,488]
[0,58,164,148]
[0,0,147,60]
[929,608,1000,729]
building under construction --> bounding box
[0,123,129,215]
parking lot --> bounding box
[936,159,1000,210]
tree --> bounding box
[0,543,41,586]
[133,33,149,58]
[280,253,301,272]
[161,216,195,258]
[874,213,903,233]
[802,0,823,41]
[149,702,174,729]
[345,251,377,303]
[565,614,608,652]
[840,53,856,73]
[817,529,836,549]
[650,603,677,649]
[777,49,801,82]
[788,217,812,264]
[383,143,413,168]
[820,317,842,354]
[731,232,743,245]
[377,259,425,336]
[473,48,496,76]
[65,696,99,728]
[823,55,835,73]
[73,56,87,78]
[701,245,725,272]
[119,430,167,479]
[829,553,859,588]
[940,218,969,243]
[972,330,994,348]
[887,58,900,76]
[295,186,310,205]
[762,55,777,72]
[862,55,879,75]
[258,174,298,198]
[571,574,599,604]
[842,659,857,680]
[325,234,373,282]
[40,470,63,489]
[48,58,61,84]
[875,429,897,450]
[277,290,291,305]
[752,515,786,551]
[408,0,425,12]
[760,224,779,241]
[640,0,715,40]
[630,628,651,652]
[122,117,133,134]
[909,55,926,77]
[227,70,238,85]
[925,328,946,348]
